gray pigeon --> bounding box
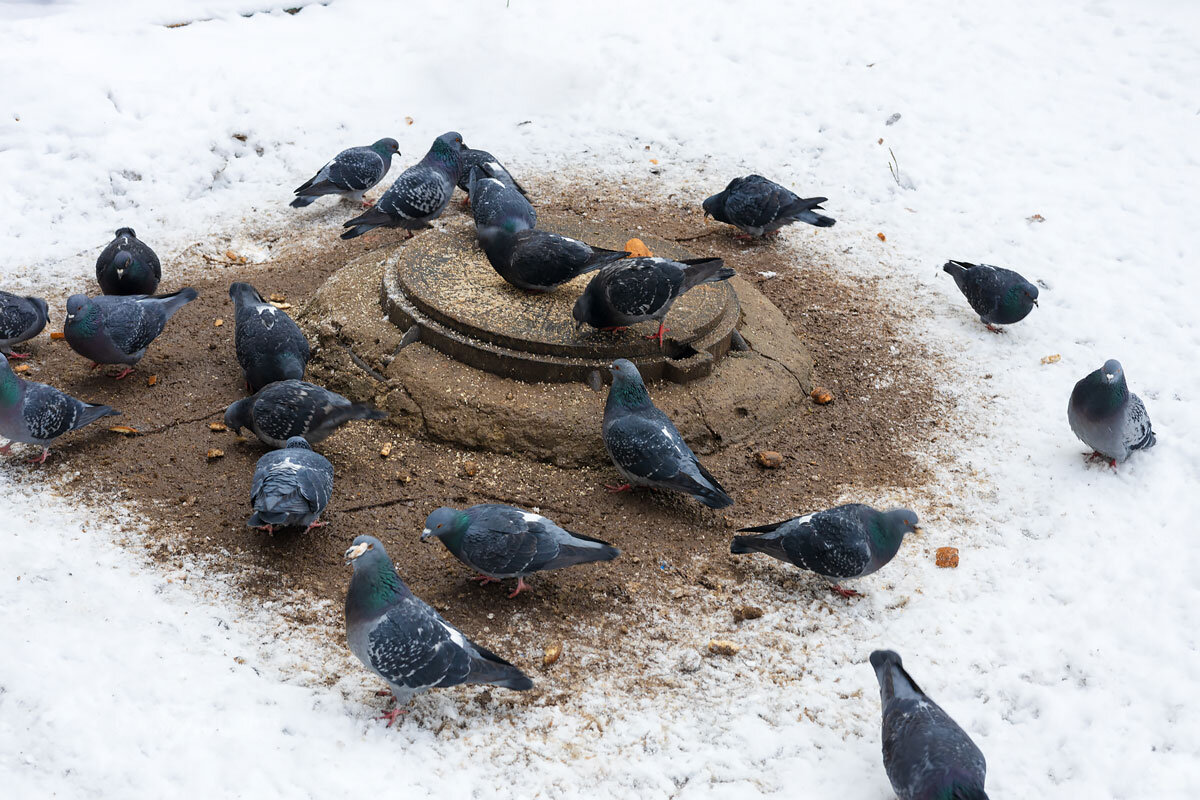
[341,132,466,239]
[291,138,399,208]
[421,504,620,598]
[224,379,387,448]
[457,148,527,197]
[95,227,161,295]
[870,650,989,800]
[1068,359,1156,466]
[63,289,198,379]
[0,291,49,358]
[573,256,734,346]
[731,504,918,597]
[476,223,629,292]
[702,175,835,238]
[230,282,311,392]
[602,359,732,508]
[0,352,119,463]
[943,261,1038,332]
[247,436,333,533]
[467,166,536,232]
[344,535,533,725]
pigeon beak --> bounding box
[912,526,924,535]
[65,312,76,322]
[419,528,433,542]
[344,542,370,563]
[703,211,711,219]
[1032,299,1039,307]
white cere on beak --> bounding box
[421,528,432,537]
[344,542,370,561]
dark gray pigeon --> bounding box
[247,436,333,533]
[456,148,527,197]
[95,228,161,295]
[943,261,1038,332]
[341,132,466,239]
[477,223,628,292]
[702,175,835,238]
[224,379,387,448]
[573,256,734,346]
[230,282,311,392]
[731,503,918,597]
[602,359,732,508]
[344,535,533,724]
[870,650,989,800]
[467,166,536,232]
[0,352,119,464]
[63,289,198,379]
[0,291,49,358]
[1068,359,1155,466]
[291,138,399,208]
[421,504,619,598]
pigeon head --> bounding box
[283,436,312,451]
[606,359,652,409]
[344,535,409,609]
[28,296,49,322]
[872,508,919,557]
[869,649,924,696]
[571,291,599,331]
[111,250,135,279]
[701,191,728,222]
[1002,279,1039,316]
[64,295,101,336]
[371,138,400,157]
[1075,359,1130,413]
[420,507,471,543]
[223,398,250,435]
[114,227,137,239]
[228,282,265,309]
[429,131,467,174]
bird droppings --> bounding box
[935,547,959,568]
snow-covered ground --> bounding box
[3,0,1199,796]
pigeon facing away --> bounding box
[342,132,466,239]
[95,228,161,295]
[63,289,198,379]
[456,148,527,197]
[224,379,387,448]
[573,256,735,346]
[943,261,1038,332]
[344,535,533,724]
[291,138,399,208]
[731,504,918,597]
[467,166,536,232]
[477,223,629,292]
[0,291,49,358]
[602,359,733,508]
[230,282,311,392]
[421,504,620,598]
[247,436,333,533]
[702,175,835,238]
[870,650,989,800]
[1068,359,1156,466]
[0,353,119,464]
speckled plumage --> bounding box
[247,437,333,530]
[223,379,387,448]
[230,282,311,392]
[456,149,526,196]
[476,224,629,292]
[702,175,835,237]
[341,132,465,239]
[0,353,119,458]
[942,261,1038,329]
[1068,359,1156,463]
[95,228,161,295]
[63,288,197,368]
[0,291,49,355]
[291,138,398,208]
[573,257,734,331]
[467,167,536,232]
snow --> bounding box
[3,0,1200,797]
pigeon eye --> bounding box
[436,524,443,529]
[367,543,374,550]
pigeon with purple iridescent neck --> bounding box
[63,289,198,379]
[942,261,1038,332]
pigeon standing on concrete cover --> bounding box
[95,228,161,295]
[344,535,533,725]
[63,289,198,379]
[247,436,333,533]
[870,650,989,800]
[942,261,1038,332]
[702,175,835,237]
[602,359,733,508]
[291,138,400,208]
[0,291,49,358]
[230,282,311,392]
[477,223,629,292]
[467,166,536,232]
[1068,359,1156,466]
[421,504,620,598]
[224,379,387,448]
[457,148,527,198]
[0,353,119,463]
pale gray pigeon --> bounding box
[230,282,311,392]
[943,261,1038,332]
[1068,359,1156,466]
[63,289,197,379]
[476,223,628,292]
[247,436,333,533]
[224,379,387,448]
[95,227,161,295]
[291,138,399,208]
[702,175,835,237]
[0,291,49,358]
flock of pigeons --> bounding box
[0,129,1160,798]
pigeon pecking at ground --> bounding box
[95,228,161,295]
[421,503,620,598]
[870,650,990,800]
[290,137,399,208]
[942,260,1039,332]
[247,436,333,534]
[341,131,466,239]
[1068,358,1156,466]
[230,282,312,392]
[456,148,527,200]
[63,288,198,379]
[730,503,918,597]
[476,223,629,292]
[0,291,49,358]
[224,379,387,448]
[344,535,533,725]
[602,359,733,508]
[0,352,119,464]
[467,166,536,232]
[702,175,835,238]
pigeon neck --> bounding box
[607,378,652,411]
[1000,283,1032,315]
[350,558,407,615]
[438,512,472,549]
[1079,372,1128,413]
[869,515,907,561]
[0,365,21,406]
[429,139,460,173]
[67,303,103,338]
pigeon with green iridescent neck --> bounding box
[467,166,536,232]
[942,261,1038,332]
[421,504,619,598]
[477,223,628,292]
[702,175,835,238]
[344,535,533,725]
[63,289,198,379]
[0,353,119,464]
[457,148,527,198]
[230,282,311,392]
[1068,359,1155,466]
[224,379,387,448]
[870,650,990,800]
[291,138,399,208]
[95,228,161,295]
[0,291,49,358]
[247,436,333,533]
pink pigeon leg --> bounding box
[831,584,860,598]
[472,574,500,585]
[605,482,632,493]
[378,707,409,727]
[112,366,134,380]
[26,448,49,465]
[507,577,530,599]
[0,442,12,455]
[303,520,328,533]
[643,323,670,346]
[6,351,29,359]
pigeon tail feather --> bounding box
[679,258,735,293]
[75,404,121,429]
[158,288,199,320]
[730,531,787,557]
[289,195,318,208]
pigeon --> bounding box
[602,359,733,508]
[0,352,119,463]
[344,535,533,724]
[476,223,629,292]
[702,175,835,238]
[456,148,527,197]
[573,256,735,346]
[467,166,536,232]
[224,379,387,448]
[730,503,918,597]
[230,282,312,392]
[1068,359,1156,466]
[870,650,989,800]
[0,291,49,358]
[95,228,161,295]
[342,131,466,239]
[247,436,333,533]
[290,138,400,208]
[942,261,1038,332]
[421,504,620,598]
[63,289,198,379]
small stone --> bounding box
[676,649,702,673]
[542,642,562,667]
[463,460,479,477]
[214,318,224,327]
[754,450,783,469]
[935,547,959,568]
[209,422,227,432]
[206,448,225,460]
[810,387,834,404]
[733,605,765,623]
[379,442,392,458]
[708,640,741,656]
